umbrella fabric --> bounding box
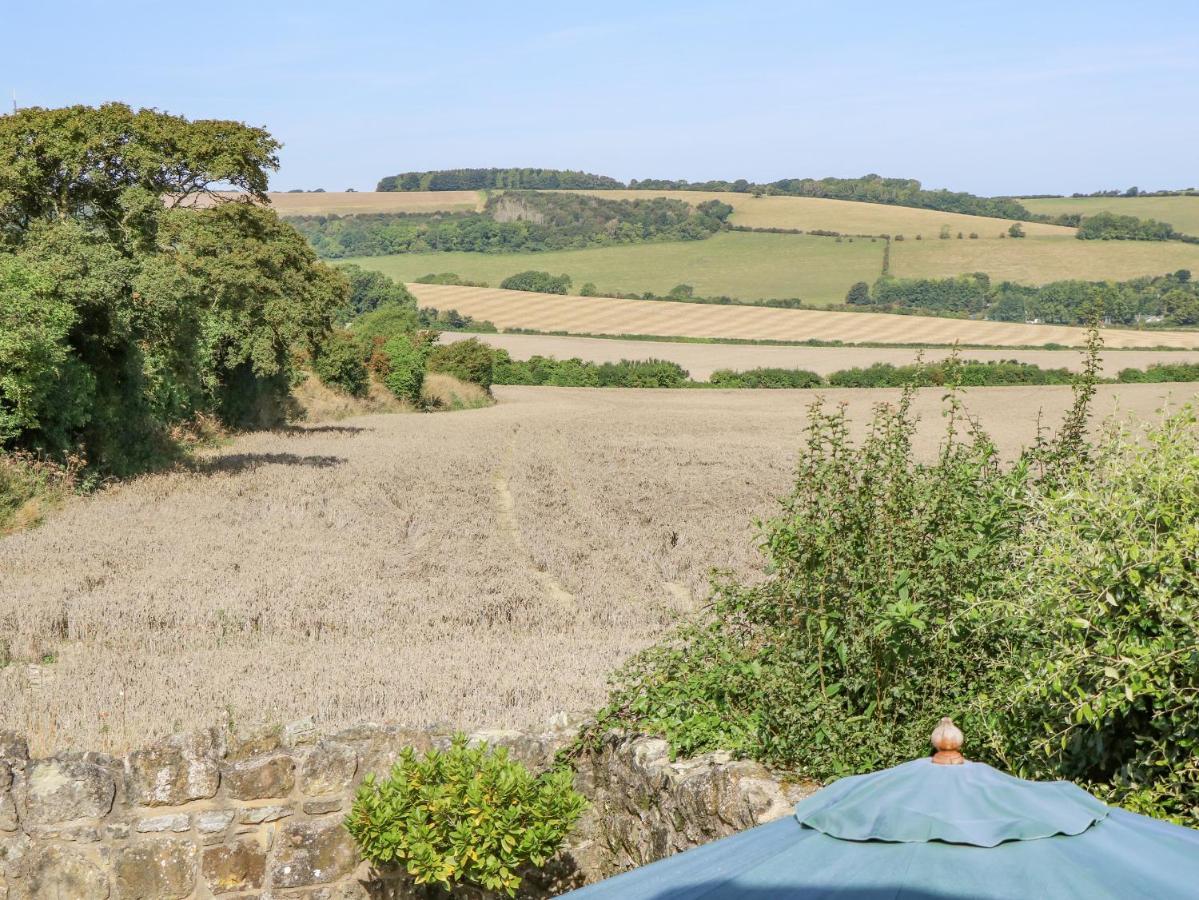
[565,808,1199,899]
[793,759,1109,847]
[565,757,1199,900]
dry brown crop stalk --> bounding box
[1,384,1195,754]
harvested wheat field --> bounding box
[189,190,486,215]
[438,332,1199,381]
[3,383,1196,755]
[567,190,1074,238]
[411,283,1199,349]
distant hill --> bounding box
[376,170,1032,220]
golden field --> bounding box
[410,283,1199,349]
[194,190,486,215]
[437,331,1199,381]
[4,383,1195,754]
[566,189,1074,237]
[1022,195,1199,236]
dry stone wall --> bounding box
[0,720,810,899]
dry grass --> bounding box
[423,373,492,410]
[409,283,1199,349]
[2,383,1196,755]
[890,234,1199,284]
[188,191,486,215]
[439,332,1199,381]
[567,190,1074,238]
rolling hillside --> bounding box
[1022,195,1199,235]
[407,283,1199,349]
[344,231,885,305]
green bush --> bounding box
[710,367,823,388]
[414,272,489,287]
[1116,362,1199,383]
[427,339,498,389]
[346,736,586,896]
[499,271,572,294]
[312,331,369,397]
[994,408,1199,822]
[381,333,435,406]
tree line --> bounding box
[846,270,1198,326]
[285,192,733,258]
[377,168,622,192]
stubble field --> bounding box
[1021,195,1199,236]
[3,383,1195,755]
[409,283,1199,349]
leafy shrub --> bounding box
[709,368,823,388]
[312,331,369,397]
[381,333,435,406]
[414,272,489,287]
[993,409,1199,822]
[828,359,1074,388]
[338,264,417,323]
[1116,362,1199,383]
[427,339,498,389]
[346,736,586,896]
[500,271,572,294]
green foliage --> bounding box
[339,264,418,322]
[1007,222,1026,238]
[288,192,730,259]
[414,272,489,287]
[828,359,1075,388]
[313,331,369,397]
[872,273,991,316]
[845,281,871,305]
[0,103,346,474]
[345,735,586,896]
[994,409,1199,823]
[499,271,572,294]
[0,450,79,534]
[1117,362,1199,383]
[377,167,621,191]
[494,354,689,388]
[381,333,435,406]
[427,339,497,389]
[1077,212,1179,241]
[709,368,823,388]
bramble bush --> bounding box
[346,736,586,897]
[584,341,1199,822]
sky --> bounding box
[5,1,1198,196]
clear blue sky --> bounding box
[6,1,1197,196]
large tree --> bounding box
[0,104,346,472]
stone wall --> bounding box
[0,720,810,899]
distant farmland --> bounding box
[567,189,1074,238]
[408,283,1199,349]
[890,234,1199,284]
[438,331,1199,381]
[345,231,885,305]
[1022,195,1199,235]
[195,190,486,215]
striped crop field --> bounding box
[409,283,1199,349]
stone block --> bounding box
[201,834,268,894]
[237,804,292,825]
[302,797,343,816]
[223,753,295,801]
[22,845,109,899]
[124,730,221,807]
[195,809,236,834]
[300,742,357,796]
[15,759,116,826]
[113,839,197,899]
[0,734,27,768]
[134,813,190,833]
[270,817,357,888]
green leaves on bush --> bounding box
[381,333,435,406]
[997,407,1199,822]
[346,736,587,896]
[427,339,498,390]
[499,271,572,294]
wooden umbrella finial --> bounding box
[930,716,965,765]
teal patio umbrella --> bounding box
[566,718,1199,899]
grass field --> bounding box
[409,283,1199,349]
[345,231,886,304]
[568,189,1074,238]
[4,382,1194,753]
[890,234,1199,284]
[1022,196,1199,235]
[438,331,1199,381]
